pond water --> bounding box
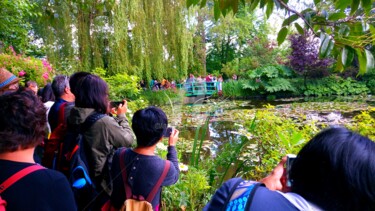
[162,95,375,160]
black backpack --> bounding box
[63,112,105,210]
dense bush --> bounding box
[294,76,370,97]
[243,65,295,95]
[288,32,333,79]
[0,47,54,86]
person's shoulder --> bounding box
[250,187,299,211]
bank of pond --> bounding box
[154,95,374,210]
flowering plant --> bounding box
[0,46,55,86]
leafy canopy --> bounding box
[187,0,375,74]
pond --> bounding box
[162,95,375,160]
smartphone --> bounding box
[110,101,123,108]
[163,127,173,137]
[286,154,296,187]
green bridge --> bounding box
[177,82,220,97]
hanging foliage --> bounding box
[33,0,192,82]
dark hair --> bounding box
[132,106,168,147]
[51,75,70,97]
[74,74,109,114]
[40,83,55,103]
[0,89,46,153]
[26,80,37,88]
[290,127,375,210]
[69,71,91,95]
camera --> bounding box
[286,154,296,187]
[163,127,173,137]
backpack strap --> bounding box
[119,149,171,203]
[146,160,170,202]
[81,112,106,132]
[119,149,132,199]
[57,102,67,126]
[224,180,264,211]
[221,178,244,211]
[244,182,263,210]
[0,165,45,194]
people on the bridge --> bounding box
[205,74,214,91]
[204,126,375,211]
[0,89,76,211]
[185,73,195,93]
[217,75,223,96]
[110,106,180,210]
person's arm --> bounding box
[162,129,180,185]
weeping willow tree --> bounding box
[33,0,193,81]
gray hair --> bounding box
[51,75,70,97]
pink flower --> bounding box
[42,72,49,79]
[19,70,26,77]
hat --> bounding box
[0,68,20,90]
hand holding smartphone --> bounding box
[286,154,296,188]
[163,127,173,137]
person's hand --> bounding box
[259,157,287,191]
[168,128,179,146]
[116,100,128,115]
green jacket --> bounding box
[68,107,134,194]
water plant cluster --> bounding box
[156,98,374,210]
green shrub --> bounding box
[222,79,249,97]
[141,90,183,106]
[105,73,141,101]
[296,76,370,97]
[0,48,55,86]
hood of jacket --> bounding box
[68,107,96,126]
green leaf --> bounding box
[361,0,371,14]
[336,53,344,72]
[365,49,375,71]
[282,14,299,27]
[328,12,346,21]
[200,0,208,7]
[319,33,329,58]
[294,23,304,34]
[356,49,367,75]
[232,0,239,13]
[342,46,354,66]
[313,0,321,5]
[335,0,351,10]
[214,1,221,20]
[259,0,267,9]
[249,0,260,11]
[350,0,360,15]
[265,0,273,18]
[277,27,288,45]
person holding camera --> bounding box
[204,127,375,211]
[109,106,180,211]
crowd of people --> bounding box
[1,67,375,210]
